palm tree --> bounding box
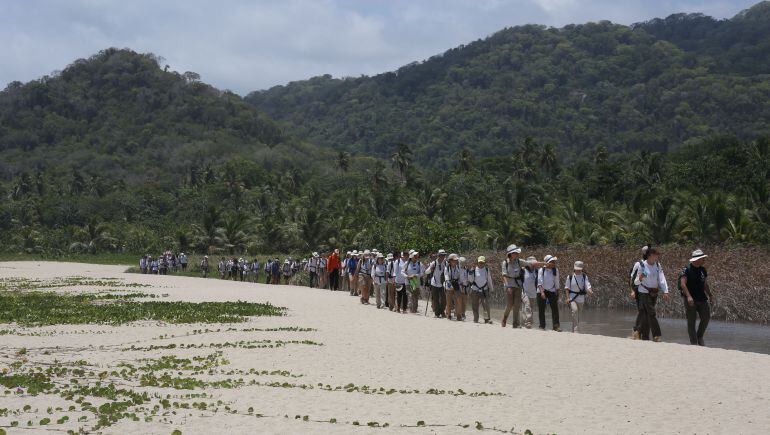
[220,212,250,255]
[540,143,558,177]
[336,151,350,172]
[69,219,117,254]
[194,206,223,254]
[457,149,472,174]
[391,143,412,183]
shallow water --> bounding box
[488,306,770,355]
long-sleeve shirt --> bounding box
[565,273,592,303]
[470,266,493,293]
[444,264,461,289]
[424,260,446,288]
[631,260,668,294]
[401,260,422,285]
[393,258,408,285]
[538,267,560,293]
[371,262,388,284]
[460,268,471,287]
[501,258,524,288]
[522,267,539,298]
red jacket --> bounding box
[327,253,341,271]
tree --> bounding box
[457,149,473,174]
[391,143,412,183]
[194,206,223,254]
[68,219,117,254]
[336,151,350,172]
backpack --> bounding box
[676,266,689,297]
[429,260,446,285]
[628,260,643,293]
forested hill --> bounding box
[0,48,289,182]
[246,2,770,168]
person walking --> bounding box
[457,257,470,321]
[444,253,462,320]
[402,251,423,313]
[328,249,341,291]
[521,257,540,329]
[469,256,493,324]
[537,255,561,331]
[679,249,713,346]
[501,244,524,328]
[393,251,409,313]
[308,252,319,288]
[179,253,188,271]
[564,261,593,333]
[385,253,396,309]
[359,250,374,304]
[372,253,389,308]
[630,247,670,341]
[200,255,210,278]
[347,251,359,296]
[140,255,148,274]
[425,249,448,318]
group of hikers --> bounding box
[138,244,713,345]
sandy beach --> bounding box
[0,261,768,434]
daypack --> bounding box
[503,258,524,286]
[676,266,688,297]
[566,273,589,302]
[628,260,643,293]
[429,260,446,285]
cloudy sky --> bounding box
[0,0,759,94]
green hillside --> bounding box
[246,3,770,168]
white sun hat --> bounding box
[689,249,708,263]
[506,244,522,255]
[544,255,558,264]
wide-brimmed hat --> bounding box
[544,255,557,264]
[376,253,384,259]
[506,244,522,255]
[574,261,584,271]
[689,249,708,263]
[477,256,486,263]
[448,253,459,261]
[363,249,371,255]
[352,250,359,256]
[386,253,394,260]
[409,251,419,258]
[312,252,319,257]
[459,256,466,263]
[437,249,447,256]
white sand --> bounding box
[0,261,768,434]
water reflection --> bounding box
[486,306,770,355]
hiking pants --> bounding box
[408,285,419,313]
[430,285,446,317]
[569,301,584,333]
[457,285,468,320]
[470,292,490,323]
[685,299,710,345]
[523,296,537,329]
[387,282,396,310]
[309,271,317,288]
[396,286,408,312]
[503,287,523,328]
[638,293,660,340]
[375,281,387,308]
[330,269,339,290]
[537,291,560,330]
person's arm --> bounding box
[586,276,593,295]
[680,274,694,306]
[501,261,510,287]
[659,267,670,302]
[538,269,545,299]
[564,276,570,301]
[633,263,644,286]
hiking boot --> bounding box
[653,336,662,342]
[698,338,705,346]
[632,331,641,340]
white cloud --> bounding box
[0,0,760,94]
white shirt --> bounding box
[444,264,461,289]
[565,273,592,303]
[501,258,524,288]
[401,260,422,282]
[371,262,388,284]
[538,267,560,293]
[522,267,539,298]
[470,266,493,293]
[393,258,408,284]
[460,268,471,286]
[632,260,669,294]
[425,260,446,288]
